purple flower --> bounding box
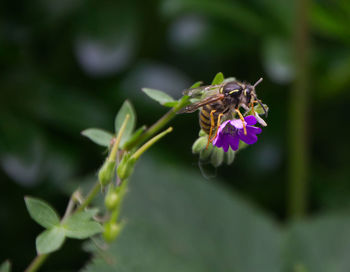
[213,115,262,152]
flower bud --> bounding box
[117,155,136,181]
[105,190,119,211]
[98,160,116,186]
[199,142,213,160]
[192,136,207,154]
[103,222,123,243]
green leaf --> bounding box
[81,128,114,147]
[114,100,136,147]
[0,260,11,272]
[36,227,65,254]
[142,88,176,107]
[25,197,60,229]
[63,211,102,239]
[211,72,224,85]
[190,81,203,89]
[222,77,236,84]
[285,215,350,271]
[83,156,281,272]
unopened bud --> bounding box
[105,190,119,211]
[117,156,136,181]
[98,160,116,186]
[103,222,123,243]
[192,136,207,154]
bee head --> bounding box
[222,82,243,98]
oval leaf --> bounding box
[81,128,114,147]
[190,81,203,89]
[142,88,175,107]
[114,100,136,147]
[63,211,102,239]
[25,197,60,229]
[36,227,65,254]
[211,72,224,85]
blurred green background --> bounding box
[1,0,350,271]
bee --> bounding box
[178,78,266,147]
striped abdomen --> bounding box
[199,102,226,135]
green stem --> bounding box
[109,114,130,162]
[24,254,49,272]
[131,127,173,160]
[124,97,189,150]
[288,0,310,218]
[76,182,101,213]
[24,98,187,272]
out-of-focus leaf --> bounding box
[161,0,266,35]
[114,101,136,147]
[81,128,114,147]
[142,88,176,107]
[63,210,102,239]
[25,197,60,229]
[311,3,350,43]
[262,37,294,84]
[211,72,224,85]
[0,260,11,272]
[285,215,350,272]
[83,156,282,272]
[36,227,66,254]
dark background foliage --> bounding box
[1,0,350,271]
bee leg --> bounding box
[206,110,217,149]
[250,101,256,115]
[235,109,247,135]
[210,113,224,143]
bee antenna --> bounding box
[253,77,263,88]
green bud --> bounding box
[105,190,119,211]
[198,130,206,137]
[210,147,224,167]
[117,155,136,181]
[225,148,235,165]
[103,222,123,243]
[199,143,213,160]
[192,136,207,154]
[98,160,116,186]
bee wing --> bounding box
[177,93,225,113]
[182,84,222,98]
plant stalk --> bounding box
[288,0,310,218]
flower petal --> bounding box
[246,126,262,135]
[244,115,257,125]
[228,134,240,151]
[238,130,258,145]
[230,119,245,129]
